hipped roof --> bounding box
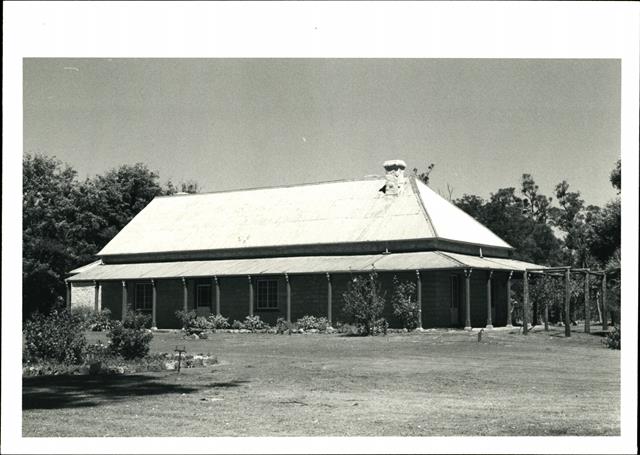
[68,251,541,282]
[97,176,512,257]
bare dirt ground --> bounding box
[23,325,619,436]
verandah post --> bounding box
[248,275,254,317]
[151,279,157,329]
[326,273,332,327]
[522,270,529,335]
[464,269,472,331]
[285,273,291,323]
[181,277,188,313]
[121,280,127,322]
[416,270,423,330]
[584,272,590,334]
[506,271,513,328]
[214,276,221,316]
[564,268,571,337]
[486,270,493,329]
[93,280,101,312]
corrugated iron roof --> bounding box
[68,251,542,282]
[97,175,512,257]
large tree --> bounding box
[23,155,190,316]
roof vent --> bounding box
[382,159,407,196]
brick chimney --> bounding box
[383,159,407,195]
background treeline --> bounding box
[23,153,621,321]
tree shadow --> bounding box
[205,379,250,388]
[23,373,203,410]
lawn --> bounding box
[22,325,620,437]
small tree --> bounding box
[342,271,385,335]
[391,276,420,330]
[107,312,153,359]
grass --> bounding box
[22,325,619,437]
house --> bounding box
[66,160,542,330]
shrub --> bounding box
[342,271,385,335]
[23,309,87,364]
[373,318,389,335]
[70,307,114,331]
[107,312,153,359]
[175,310,197,329]
[243,315,269,332]
[275,317,294,334]
[231,320,245,330]
[90,309,113,331]
[604,325,620,350]
[207,314,230,330]
[296,315,329,332]
[391,276,421,330]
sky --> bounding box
[23,58,620,206]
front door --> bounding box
[450,275,460,325]
[196,283,212,317]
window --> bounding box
[196,284,212,308]
[450,276,459,309]
[135,283,153,312]
[256,279,278,310]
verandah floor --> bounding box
[22,325,619,437]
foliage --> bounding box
[275,317,294,334]
[455,184,562,266]
[207,314,230,330]
[107,312,153,359]
[24,309,88,364]
[295,315,329,332]
[70,307,113,331]
[231,320,245,330]
[390,276,420,330]
[342,272,386,336]
[610,159,621,194]
[603,326,620,350]
[243,315,269,332]
[175,310,197,329]
[413,163,435,186]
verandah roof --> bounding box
[68,251,543,282]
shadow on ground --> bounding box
[23,373,205,410]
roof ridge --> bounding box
[435,251,467,267]
[155,175,385,199]
[408,175,439,237]
[413,178,514,249]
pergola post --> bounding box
[285,273,291,323]
[214,276,221,316]
[584,272,590,334]
[93,280,101,312]
[544,298,549,332]
[486,270,493,329]
[506,271,513,328]
[464,269,472,331]
[248,275,254,317]
[416,270,423,330]
[601,273,608,331]
[326,273,332,327]
[564,268,571,337]
[66,280,72,309]
[522,271,529,335]
[121,280,127,322]
[151,279,157,330]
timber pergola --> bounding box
[523,266,611,337]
